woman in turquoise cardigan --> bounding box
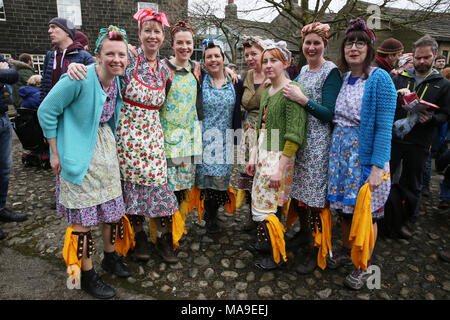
[38,26,131,299]
[326,18,397,290]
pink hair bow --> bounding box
[133,9,170,31]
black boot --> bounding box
[0,208,28,222]
[101,251,131,278]
[155,232,178,264]
[242,191,257,232]
[81,268,116,299]
[294,246,318,274]
[204,199,220,234]
[247,221,271,253]
[253,221,286,270]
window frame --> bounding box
[0,0,6,21]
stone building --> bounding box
[0,0,188,74]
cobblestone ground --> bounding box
[1,128,450,301]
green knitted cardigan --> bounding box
[256,82,308,152]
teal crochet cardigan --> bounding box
[357,68,397,169]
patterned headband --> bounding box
[133,9,170,33]
[345,17,376,44]
[301,22,330,44]
[263,40,292,62]
[202,38,225,54]
[242,36,267,50]
[95,25,128,54]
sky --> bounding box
[188,0,442,23]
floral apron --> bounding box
[117,56,167,187]
[251,129,295,219]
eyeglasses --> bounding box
[344,41,367,49]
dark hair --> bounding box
[242,38,264,52]
[18,53,32,64]
[203,41,224,60]
[436,54,446,61]
[338,30,375,80]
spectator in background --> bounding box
[75,30,90,51]
[435,55,446,74]
[373,37,403,75]
[40,17,94,104]
[391,35,450,239]
[394,53,413,75]
[10,53,36,109]
[286,57,300,80]
[0,54,28,240]
[18,74,42,110]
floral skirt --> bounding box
[56,124,126,226]
[121,180,178,218]
[251,132,294,220]
[327,126,391,219]
[167,163,195,192]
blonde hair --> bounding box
[27,75,42,87]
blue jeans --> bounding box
[0,113,12,210]
[440,179,450,202]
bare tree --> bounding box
[190,0,450,66]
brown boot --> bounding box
[156,232,178,264]
[132,230,150,262]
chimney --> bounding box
[225,0,237,20]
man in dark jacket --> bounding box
[40,17,94,103]
[11,53,36,109]
[0,54,28,240]
[391,35,450,238]
[373,37,404,75]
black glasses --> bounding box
[344,41,367,49]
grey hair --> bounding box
[412,35,439,54]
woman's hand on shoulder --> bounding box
[128,44,138,57]
[67,63,87,81]
[225,66,239,84]
[283,83,308,105]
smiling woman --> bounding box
[37,25,132,300]
[159,21,203,229]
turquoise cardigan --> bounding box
[357,68,397,169]
[38,64,123,186]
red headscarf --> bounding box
[133,9,170,33]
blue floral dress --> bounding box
[290,61,336,208]
[327,67,390,220]
[195,73,235,190]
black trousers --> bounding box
[390,140,430,222]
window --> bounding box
[0,0,6,21]
[31,54,46,75]
[137,2,158,11]
[442,50,449,64]
[57,0,82,27]
[1,53,11,60]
